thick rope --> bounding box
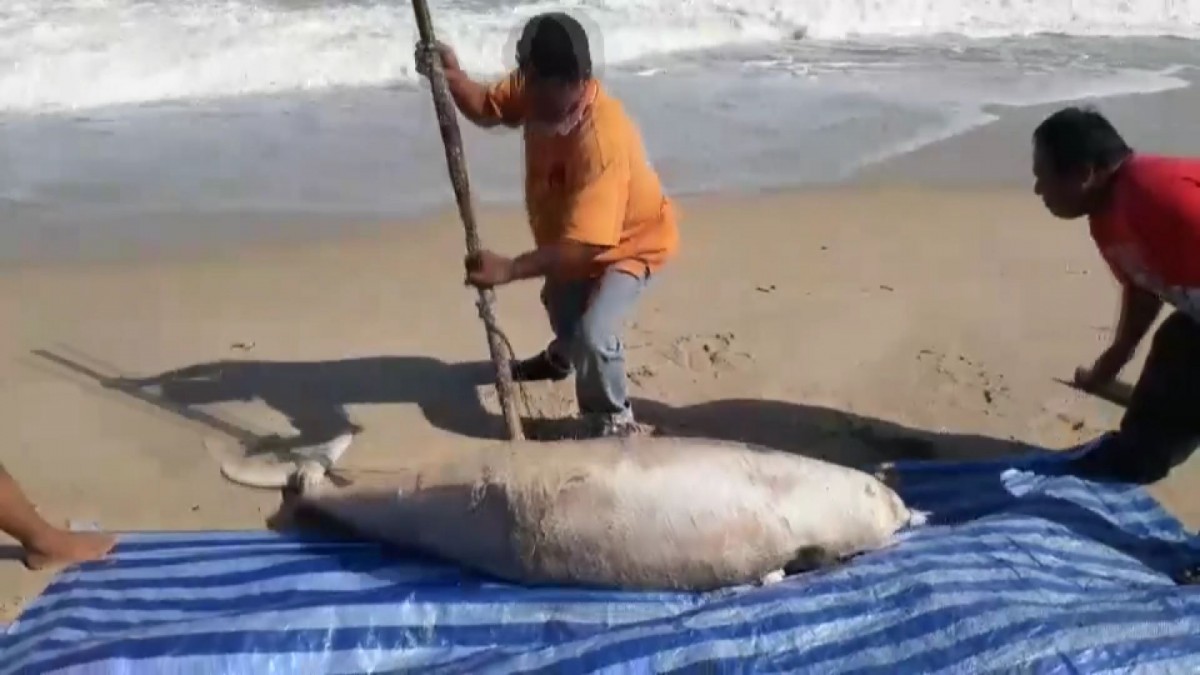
[476,298,537,428]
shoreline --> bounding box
[858,71,1200,187]
[4,72,1195,268]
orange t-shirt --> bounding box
[1089,153,1200,322]
[478,70,679,279]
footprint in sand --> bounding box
[628,364,657,387]
[914,348,1011,417]
[1029,397,1110,447]
[660,332,753,378]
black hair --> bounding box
[515,12,592,83]
[1033,106,1132,175]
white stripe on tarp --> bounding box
[36,551,415,585]
[4,593,694,662]
[15,567,432,622]
[102,539,378,562]
[470,586,1197,674]
[937,615,1200,675]
[37,647,494,675]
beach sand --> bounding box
[3,106,1199,620]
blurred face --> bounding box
[525,70,586,127]
[1032,142,1093,220]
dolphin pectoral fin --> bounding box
[758,569,786,586]
[873,462,900,490]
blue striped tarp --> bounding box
[4,441,1200,674]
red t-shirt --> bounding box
[1089,153,1200,321]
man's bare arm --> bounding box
[443,69,501,128]
[511,241,607,281]
[1111,284,1163,358]
[1079,284,1163,388]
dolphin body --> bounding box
[235,434,924,591]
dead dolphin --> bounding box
[250,434,925,591]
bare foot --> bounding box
[24,530,116,571]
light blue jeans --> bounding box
[541,267,649,419]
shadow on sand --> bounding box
[36,350,1030,469]
[110,356,503,446]
[630,397,1034,468]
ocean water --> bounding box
[0,0,1198,257]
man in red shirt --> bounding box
[1033,106,1200,484]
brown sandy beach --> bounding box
[3,92,1200,619]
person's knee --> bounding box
[1151,311,1198,353]
[1163,436,1200,473]
[1097,428,1197,484]
[572,315,620,363]
[570,271,641,366]
[539,282,554,310]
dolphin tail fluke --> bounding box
[220,433,355,489]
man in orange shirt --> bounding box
[416,13,679,437]
[1033,106,1200,484]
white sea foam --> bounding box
[0,0,1198,112]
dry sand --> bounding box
[3,179,1197,620]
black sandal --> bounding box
[511,351,571,382]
